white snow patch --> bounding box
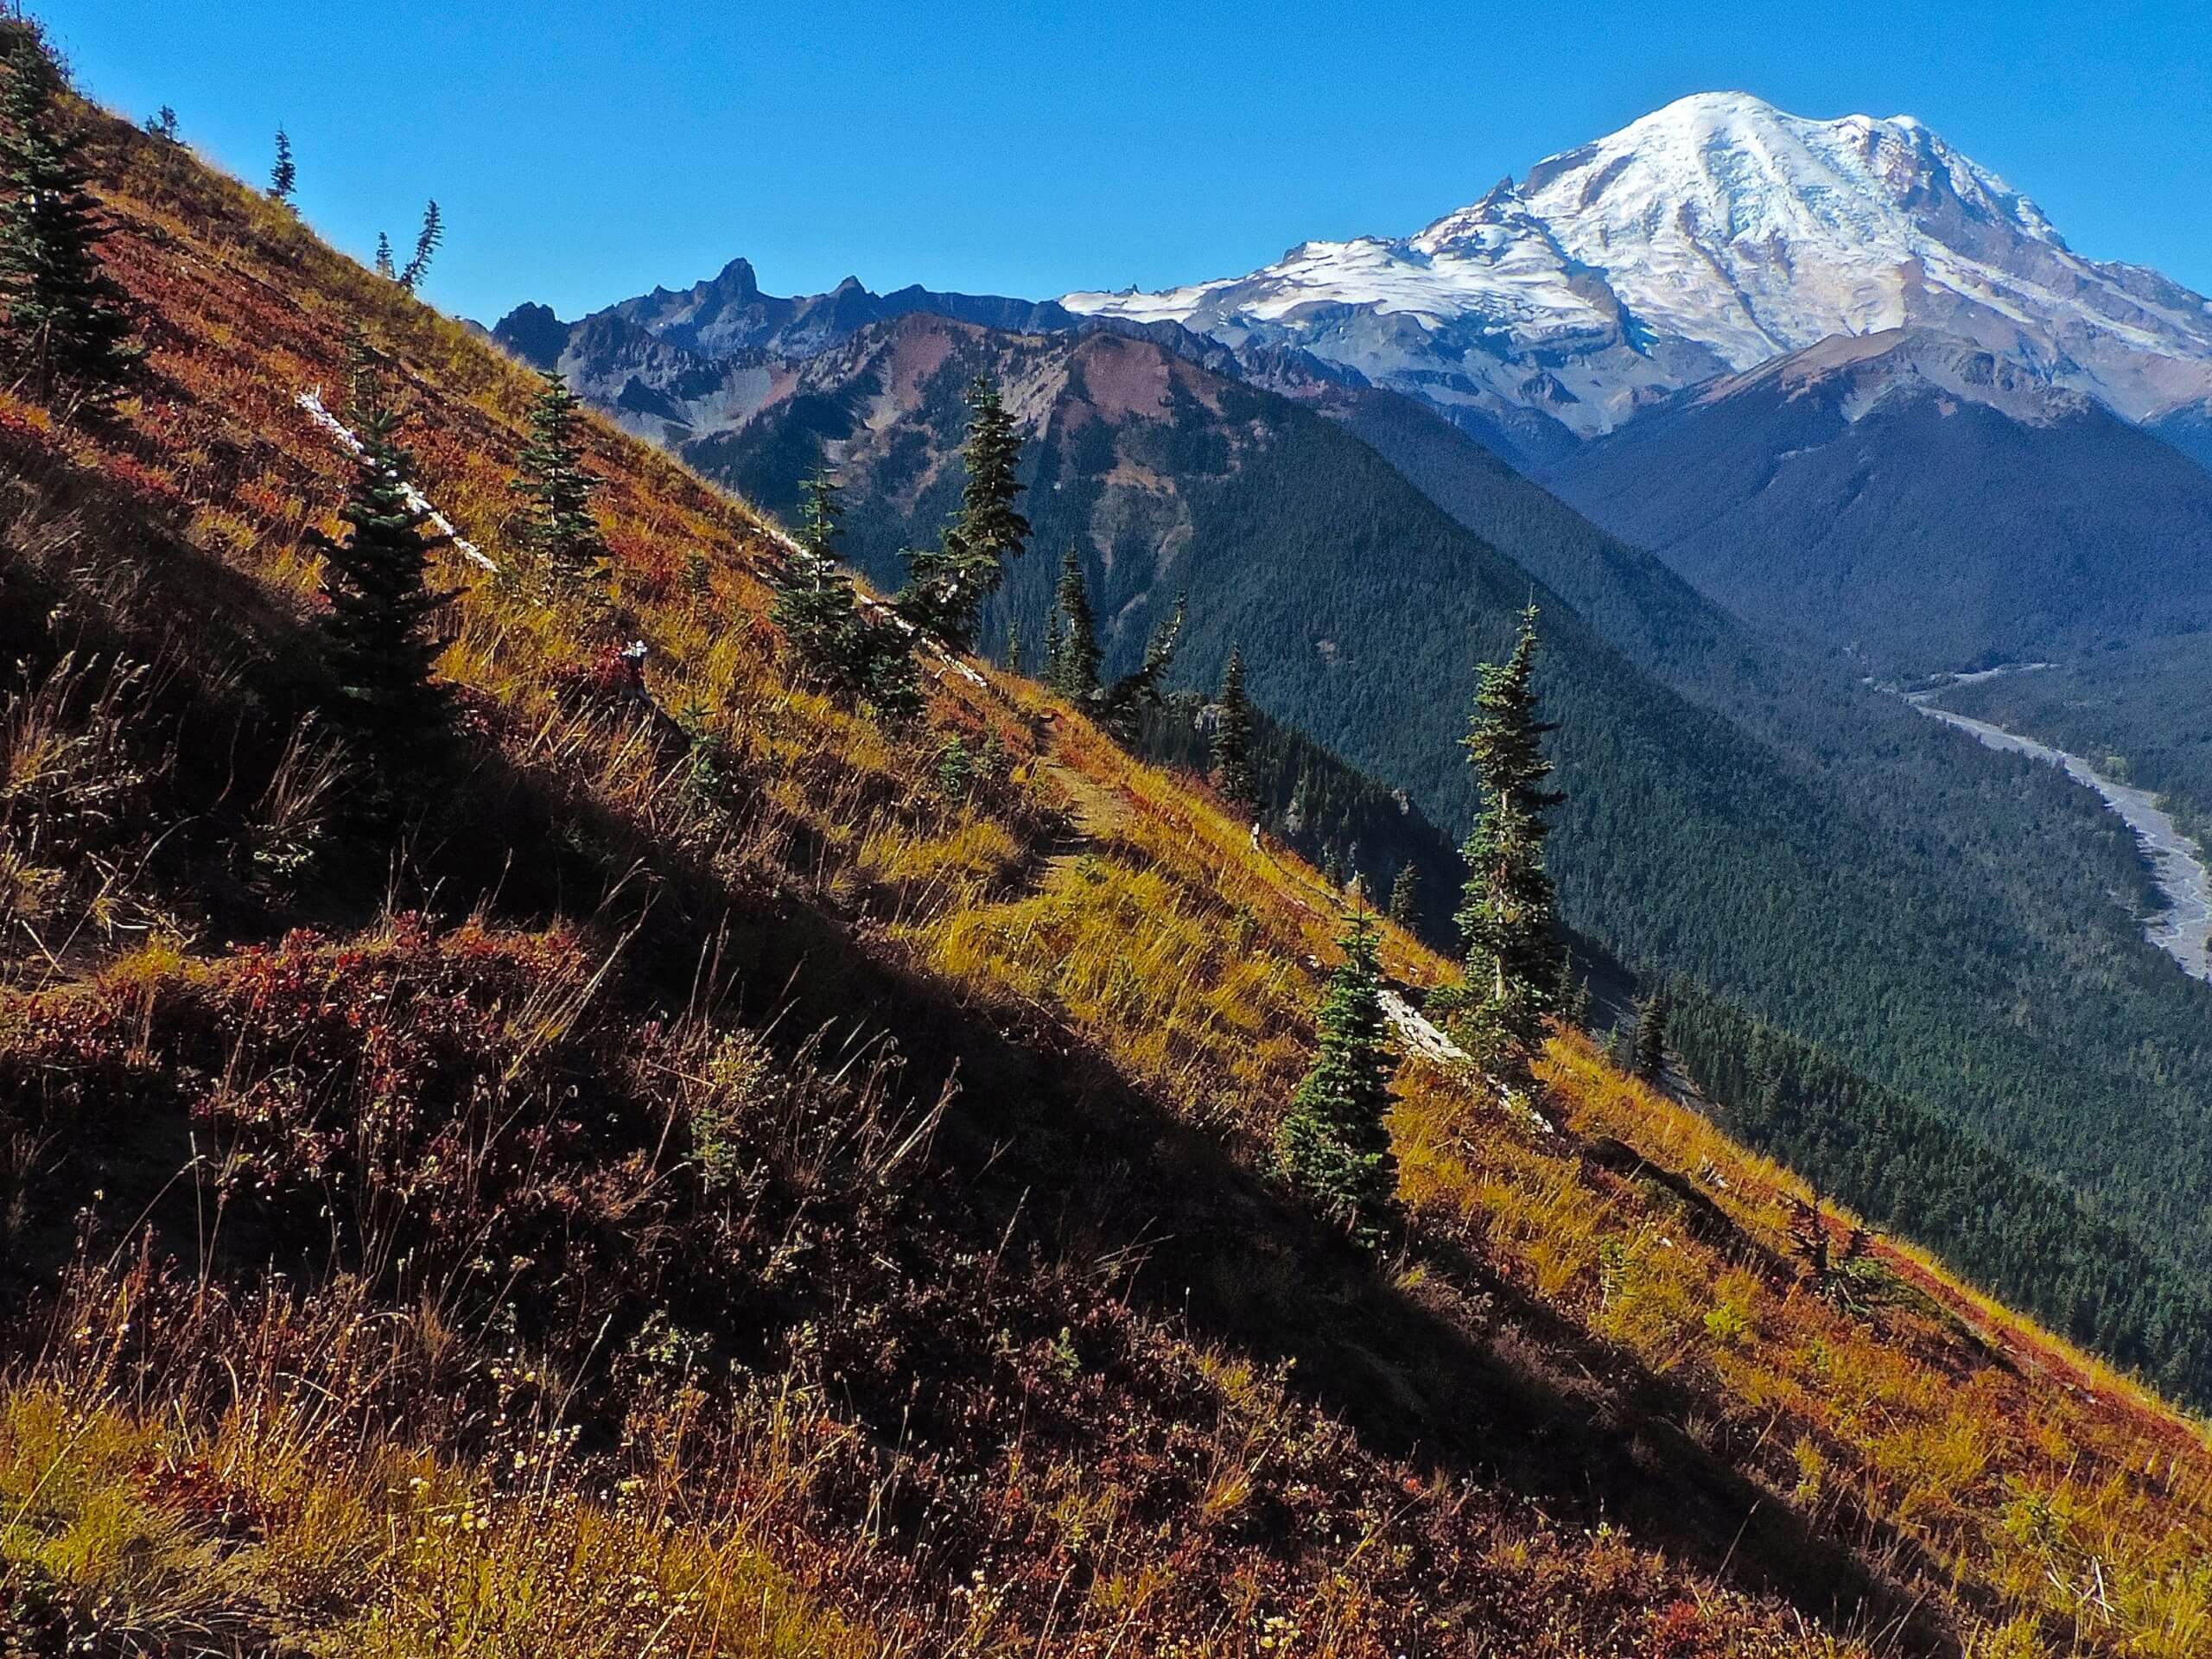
[849,588,987,686]
[1377,988,1556,1131]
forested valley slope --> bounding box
[581,304,2212,1400]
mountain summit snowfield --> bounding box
[1065,92,2212,454]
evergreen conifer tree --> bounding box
[339,320,385,420]
[1047,543,1099,700]
[0,31,139,406]
[1389,863,1421,927]
[771,466,861,681]
[1213,645,1255,814]
[1041,609,1065,681]
[1556,953,1592,1031]
[953,372,1026,561]
[859,631,924,723]
[1634,989,1671,1084]
[372,232,394,279]
[1004,620,1023,675]
[899,373,1027,651]
[763,461,921,721]
[398,200,441,290]
[1092,592,1185,742]
[897,531,969,647]
[1278,912,1398,1243]
[310,376,449,758]
[1454,605,1564,1063]
[509,369,609,597]
[267,127,296,201]
[143,106,179,143]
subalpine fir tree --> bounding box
[1213,645,1255,814]
[1389,862,1421,927]
[771,466,861,681]
[1278,911,1398,1243]
[899,373,1028,652]
[1556,952,1592,1031]
[1454,605,1565,1064]
[398,200,441,291]
[1091,592,1185,743]
[762,461,921,721]
[1633,989,1670,1084]
[898,530,970,647]
[339,321,386,421]
[310,377,449,757]
[858,630,923,723]
[1041,609,1065,683]
[372,232,394,279]
[952,372,1026,562]
[267,127,296,201]
[1046,543,1098,700]
[510,369,609,597]
[0,30,139,406]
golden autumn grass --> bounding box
[0,69,2207,1659]
[0,1377,872,1659]
[4,920,1853,1659]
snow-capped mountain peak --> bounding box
[1500,92,2071,365]
[1062,92,2212,453]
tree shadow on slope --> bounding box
[390,743,1965,1655]
[0,446,1959,1655]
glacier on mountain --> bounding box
[1064,92,2212,445]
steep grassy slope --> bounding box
[681,314,2212,1357]
[1132,694,1471,950]
[4,68,2212,1659]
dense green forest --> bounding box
[1319,383,1760,692]
[686,321,2212,1388]
[1670,991,2212,1403]
[1133,693,1467,946]
[1541,352,2212,677]
[2150,405,2212,476]
[1936,639,2212,851]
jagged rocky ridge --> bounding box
[490,259,1249,449]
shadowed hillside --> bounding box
[1544,331,2212,677]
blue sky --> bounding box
[42,0,2212,326]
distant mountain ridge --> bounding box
[489,260,1243,449]
[496,91,2212,480]
[601,256,1082,359]
[1543,327,2212,672]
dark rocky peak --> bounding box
[490,301,570,371]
